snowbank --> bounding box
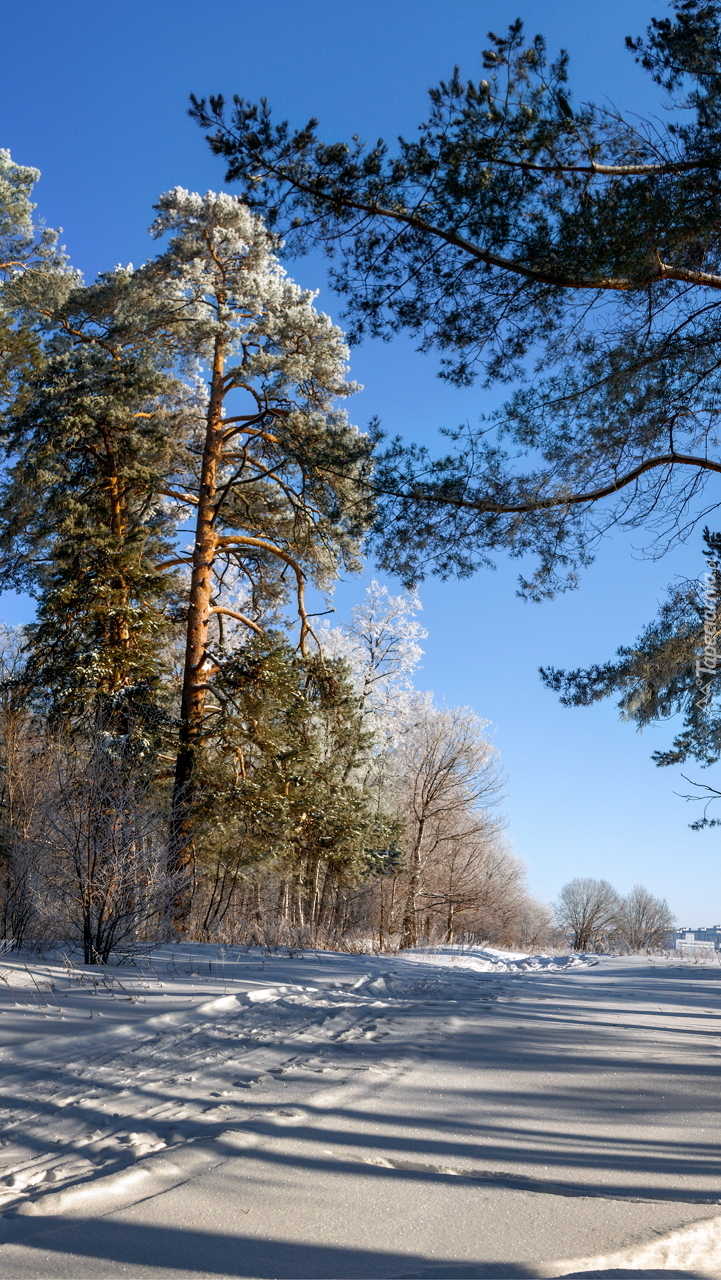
[398,943,596,973]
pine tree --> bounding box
[192,635,401,937]
[192,2,721,597]
[0,268,189,728]
[140,190,375,917]
[541,528,721,824]
[2,186,379,932]
[0,149,65,425]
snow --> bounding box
[398,944,596,972]
[0,945,719,1276]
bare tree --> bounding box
[514,899,556,952]
[388,703,503,948]
[616,885,675,953]
[0,626,47,948]
[319,580,426,730]
[41,735,176,963]
[555,878,621,952]
[419,815,518,944]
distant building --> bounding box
[674,928,720,952]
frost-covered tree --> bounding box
[1,187,376,922]
[141,190,375,908]
[418,814,521,945]
[391,703,503,948]
[0,149,65,414]
[318,580,427,744]
[616,884,674,952]
[319,583,529,949]
[555,877,621,952]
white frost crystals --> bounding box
[148,187,360,411]
[0,150,38,250]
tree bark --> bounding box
[400,817,424,949]
[170,334,226,928]
[100,424,131,673]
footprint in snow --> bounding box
[114,1131,165,1156]
[266,1107,307,1125]
[232,1073,275,1089]
[3,1172,27,1188]
[83,1143,109,1163]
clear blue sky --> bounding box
[3,0,715,925]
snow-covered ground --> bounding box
[0,944,720,1276]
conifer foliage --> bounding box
[192,1,721,598]
[541,529,721,826]
[1,269,186,723]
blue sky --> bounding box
[3,0,716,924]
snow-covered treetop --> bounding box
[148,188,360,407]
[0,150,38,250]
[321,580,425,686]
[319,581,431,741]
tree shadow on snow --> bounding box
[0,1215,541,1278]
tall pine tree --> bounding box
[140,190,375,918]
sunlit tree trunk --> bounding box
[170,333,225,926]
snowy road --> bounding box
[0,947,720,1277]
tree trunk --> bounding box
[170,334,225,928]
[401,818,425,949]
[446,899,454,944]
[101,427,131,664]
